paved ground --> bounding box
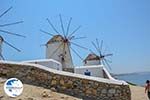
[130,85,149,100]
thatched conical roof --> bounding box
[84,53,100,61]
[47,35,64,44]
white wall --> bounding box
[75,65,104,78]
[22,59,62,70]
[46,42,73,68]
[46,42,62,61]
[84,60,100,66]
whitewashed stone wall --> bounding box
[0,62,131,100]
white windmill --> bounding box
[84,39,113,70]
[0,7,25,60]
[40,14,87,72]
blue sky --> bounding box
[0,0,150,74]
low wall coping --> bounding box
[0,60,128,85]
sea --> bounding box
[114,72,150,86]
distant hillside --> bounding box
[114,71,150,86]
[113,71,150,76]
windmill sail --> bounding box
[41,15,87,70]
[0,6,24,60]
[84,39,113,70]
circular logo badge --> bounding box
[4,78,23,97]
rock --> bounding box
[62,86,66,89]
[51,80,57,85]
[51,87,57,92]
[107,93,113,97]
[116,89,121,93]
[101,89,107,94]
[94,82,99,88]
[2,69,8,74]
[67,80,73,85]
[53,76,57,79]
[92,89,97,95]
[60,96,65,99]
[48,95,52,98]
[66,80,73,88]
[0,95,4,99]
[42,91,49,98]
[0,78,7,83]
[60,79,65,85]
[108,89,116,94]
[27,97,34,100]
[85,89,92,94]
[82,80,88,84]
[65,96,69,99]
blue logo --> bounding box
[4,78,23,97]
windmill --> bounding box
[0,7,25,60]
[40,14,87,70]
[84,39,113,70]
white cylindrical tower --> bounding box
[46,35,74,69]
[84,53,101,66]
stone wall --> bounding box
[0,62,131,100]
